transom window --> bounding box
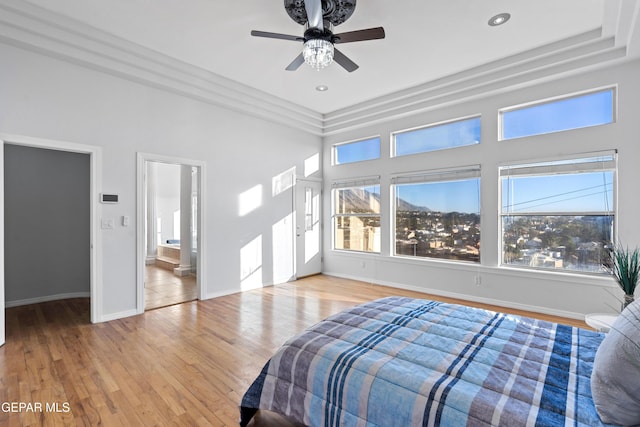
[500,88,615,140]
[333,137,380,165]
[332,177,381,253]
[392,167,481,262]
[392,116,481,157]
[500,153,616,273]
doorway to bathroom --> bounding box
[137,153,206,312]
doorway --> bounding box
[0,134,101,346]
[136,153,206,312]
[295,178,322,278]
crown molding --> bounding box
[0,0,637,137]
[325,51,630,136]
[324,38,627,136]
[324,0,640,135]
[323,33,628,135]
[0,0,325,135]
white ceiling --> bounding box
[18,0,615,115]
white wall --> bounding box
[0,42,322,319]
[323,59,640,319]
[155,162,181,243]
[1,18,637,323]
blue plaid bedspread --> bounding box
[240,297,610,426]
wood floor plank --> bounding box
[0,274,590,426]
[145,265,197,311]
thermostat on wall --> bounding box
[100,193,119,204]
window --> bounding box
[333,177,380,253]
[500,154,616,273]
[392,167,481,262]
[333,137,380,165]
[500,88,614,140]
[304,187,314,231]
[393,116,480,157]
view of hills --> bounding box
[337,188,431,213]
[337,188,611,272]
[336,187,480,262]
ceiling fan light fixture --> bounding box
[303,39,334,70]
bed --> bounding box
[240,296,611,426]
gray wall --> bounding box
[4,144,90,303]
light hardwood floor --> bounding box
[145,264,197,310]
[0,275,589,426]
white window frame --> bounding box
[498,86,616,141]
[391,114,481,158]
[332,176,381,253]
[332,136,381,166]
[498,151,617,274]
[391,166,481,263]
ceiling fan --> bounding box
[251,0,385,72]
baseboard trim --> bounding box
[205,281,275,300]
[101,309,139,322]
[323,271,585,321]
[173,266,192,277]
[5,292,90,308]
[206,288,242,300]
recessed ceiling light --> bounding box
[315,85,329,92]
[488,13,511,27]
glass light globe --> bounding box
[303,39,334,70]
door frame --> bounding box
[136,152,206,313]
[0,133,102,346]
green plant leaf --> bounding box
[609,244,640,295]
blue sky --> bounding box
[336,90,612,163]
[393,172,613,214]
[337,89,614,214]
[395,117,480,156]
[335,118,481,164]
[503,172,613,213]
[336,137,380,164]
[396,179,480,214]
[502,89,613,139]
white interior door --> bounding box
[295,179,322,278]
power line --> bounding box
[505,188,612,212]
[502,182,612,211]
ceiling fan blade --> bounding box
[304,0,324,30]
[286,53,305,71]
[251,30,301,42]
[333,48,359,72]
[334,27,385,44]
